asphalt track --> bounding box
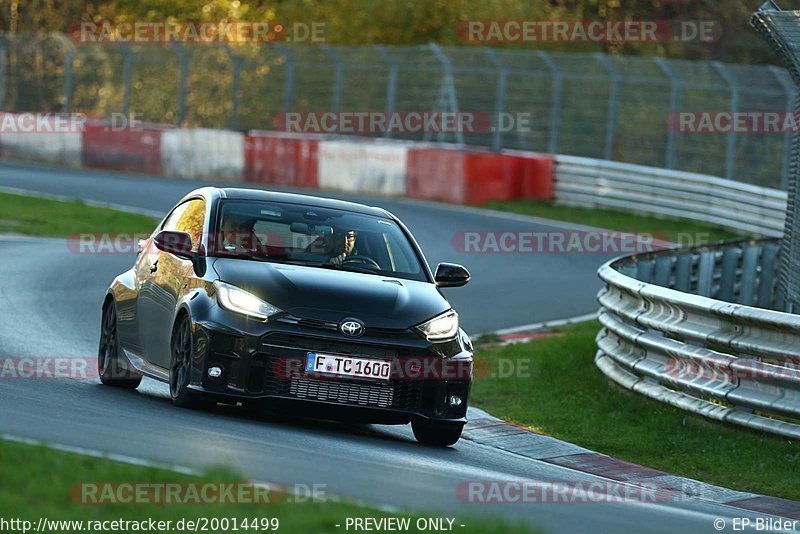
[0,161,782,533]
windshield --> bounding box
[212,200,428,282]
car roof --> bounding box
[193,187,391,218]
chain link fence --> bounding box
[0,33,794,189]
[752,3,800,314]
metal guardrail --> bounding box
[555,155,787,237]
[596,238,800,440]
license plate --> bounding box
[306,352,391,381]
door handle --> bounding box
[150,260,158,273]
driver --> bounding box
[219,214,254,254]
[330,229,358,265]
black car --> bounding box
[99,187,473,446]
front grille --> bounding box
[248,352,424,410]
[290,378,394,407]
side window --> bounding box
[162,199,206,252]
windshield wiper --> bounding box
[225,255,378,274]
[216,252,291,264]
[315,263,378,275]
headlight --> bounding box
[214,281,282,320]
[416,310,459,342]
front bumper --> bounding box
[188,315,473,425]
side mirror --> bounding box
[154,230,194,259]
[434,263,470,288]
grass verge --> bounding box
[0,192,156,236]
[470,321,800,501]
[481,199,742,244]
[0,439,536,533]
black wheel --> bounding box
[169,315,215,410]
[98,300,142,388]
[411,420,464,447]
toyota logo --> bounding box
[339,319,365,338]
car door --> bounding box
[138,198,207,369]
[116,224,161,357]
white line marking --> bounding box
[1,432,199,475]
[0,185,163,218]
[472,311,598,338]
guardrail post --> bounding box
[428,43,463,145]
[275,44,294,112]
[171,43,189,126]
[595,52,620,161]
[484,48,508,152]
[712,61,739,181]
[537,51,561,154]
[373,45,397,139]
[654,57,680,169]
[321,44,343,112]
[769,65,795,190]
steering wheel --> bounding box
[343,255,381,269]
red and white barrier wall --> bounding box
[0,113,555,206]
[162,128,244,182]
[4,111,780,236]
[0,113,82,167]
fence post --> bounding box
[654,57,680,169]
[62,49,74,113]
[51,34,76,113]
[0,37,6,111]
[769,65,795,190]
[484,48,508,152]
[171,43,189,126]
[118,43,133,119]
[594,52,620,161]
[275,44,294,112]
[428,43,463,145]
[321,45,343,112]
[373,45,397,139]
[712,61,739,181]
[222,45,242,131]
[537,51,561,154]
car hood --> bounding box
[211,258,450,328]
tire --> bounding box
[411,419,464,447]
[169,315,215,410]
[98,300,142,388]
